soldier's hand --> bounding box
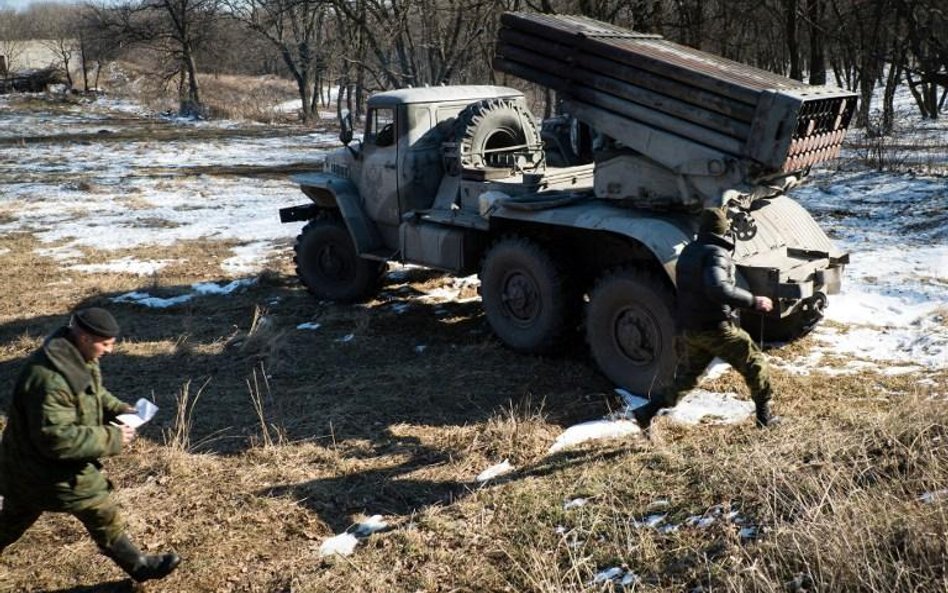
[119,423,136,446]
[754,296,774,312]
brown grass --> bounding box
[98,60,306,124]
[0,104,946,593]
[1,242,943,593]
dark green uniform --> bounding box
[0,327,128,550]
[635,208,774,428]
[661,324,770,408]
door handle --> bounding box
[384,163,397,170]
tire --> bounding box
[585,267,677,395]
[454,99,543,170]
[294,218,383,303]
[480,237,572,354]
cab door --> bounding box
[359,107,400,245]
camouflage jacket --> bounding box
[0,327,128,509]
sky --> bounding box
[0,0,81,9]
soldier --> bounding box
[633,208,777,430]
[0,308,180,583]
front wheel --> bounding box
[294,218,383,303]
[585,267,677,395]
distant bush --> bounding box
[0,67,64,93]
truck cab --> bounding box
[319,86,529,252]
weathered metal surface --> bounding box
[494,12,857,173]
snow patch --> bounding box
[70,257,170,276]
[666,390,755,425]
[919,489,948,504]
[318,533,358,557]
[111,278,256,308]
[476,459,514,482]
[548,419,642,453]
[318,515,388,558]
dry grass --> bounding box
[0,110,946,593]
[0,245,943,593]
[98,60,304,124]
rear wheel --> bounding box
[585,267,677,395]
[294,217,383,303]
[480,237,572,354]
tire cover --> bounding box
[453,98,543,170]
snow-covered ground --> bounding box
[792,170,947,374]
[0,95,335,274]
[1,90,945,439]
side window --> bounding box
[367,108,395,147]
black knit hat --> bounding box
[72,308,120,338]
[699,208,730,236]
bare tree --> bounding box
[806,0,827,84]
[31,4,87,88]
[0,9,27,79]
[331,0,500,89]
[90,0,221,115]
[223,0,334,121]
[896,0,948,119]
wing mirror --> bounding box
[339,110,354,145]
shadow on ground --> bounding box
[33,580,133,593]
[0,270,614,454]
[0,269,620,533]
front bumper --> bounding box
[738,248,848,317]
[279,203,320,223]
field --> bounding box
[0,87,945,593]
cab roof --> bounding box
[367,85,524,107]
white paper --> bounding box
[116,398,159,428]
[116,414,146,428]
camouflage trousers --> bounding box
[0,490,125,553]
[659,323,772,408]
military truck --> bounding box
[279,12,855,395]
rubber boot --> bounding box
[755,399,780,428]
[103,534,181,582]
[633,400,664,431]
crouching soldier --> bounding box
[0,308,180,583]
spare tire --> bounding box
[453,98,543,170]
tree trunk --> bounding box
[786,0,803,80]
[904,70,931,119]
[881,60,903,134]
[62,53,74,88]
[79,34,90,92]
[807,0,826,84]
[183,50,202,116]
[93,60,102,91]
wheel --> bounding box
[585,267,677,395]
[480,236,572,354]
[742,294,825,342]
[453,99,543,170]
[294,217,383,303]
